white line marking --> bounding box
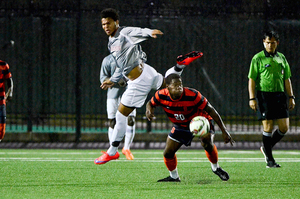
[1,157,300,162]
[0,151,299,155]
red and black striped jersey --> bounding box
[0,60,12,105]
[150,87,212,128]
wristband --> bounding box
[289,96,295,99]
[249,98,256,101]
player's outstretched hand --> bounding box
[222,130,235,146]
[100,79,114,90]
[151,29,163,38]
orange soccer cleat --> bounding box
[94,151,120,165]
[122,148,134,160]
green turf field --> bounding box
[1,149,299,199]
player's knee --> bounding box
[109,119,116,128]
[201,135,213,151]
[279,126,288,134]
[127,116,135,126]
[163,150,175,159]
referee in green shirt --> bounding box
[248,30,295,168]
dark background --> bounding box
[0,0,299,143]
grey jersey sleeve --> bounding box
[120,27,153,44]
[100,55,114,84]
[108,27,153,83]
[100,55,125,99]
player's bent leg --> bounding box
[158,137,182,182]
[271,118,288,148]
[95,106,134,165]
[277,118,289,134]
[261,120,280,168]
[108,110,128,151]
[202,134,229,181]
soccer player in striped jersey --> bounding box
[0,60,13,142]
[146,74,234,182]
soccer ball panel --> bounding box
[189,116,210,137]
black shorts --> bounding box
[256,91,288,121]
[0,104,6,123]
[168,121,215,147]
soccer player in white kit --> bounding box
[95,8,203,164]
[100,54,136,160]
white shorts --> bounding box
[121,63,164,108]
[107,98,136,119]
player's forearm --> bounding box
[248,78,256,98]
[206,104,227,132]
[6,78,13,97]
[146,101,153,112]
[285,78,294,97]
[212,112,227,132]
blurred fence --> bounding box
[0,1,299,143]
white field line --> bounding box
[0,150,299,155]
[0,157,300,162]
[0,151,299,162]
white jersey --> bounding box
[100,54,125,99]
[108,26,153,83]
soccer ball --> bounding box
[189,116,210,137]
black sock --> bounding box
[263,134,274,162]
[174,65,183,72]
[271,129,285,148]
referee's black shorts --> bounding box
[256,91,289,121]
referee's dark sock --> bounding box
[271,129,285,148]
[262,132,274,162]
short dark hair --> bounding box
[165,74,181,85]
[263,30,279,41]
[101,8,119,21]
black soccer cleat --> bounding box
[266,161,281,168]
[213,167,230,181]
[157,176,181,182]
[176,51,203,65]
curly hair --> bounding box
[100,8,119,21]
[165,74,181,85]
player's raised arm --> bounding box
[151,29,163,38]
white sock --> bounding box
[107,111,128,156]
[107,146,118,156]
[165,66,183,77]
[108,127,114,144]
[123,125,135,150]
[175,64,186,69]
[169,168,179,179]
[211,162,219,172]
